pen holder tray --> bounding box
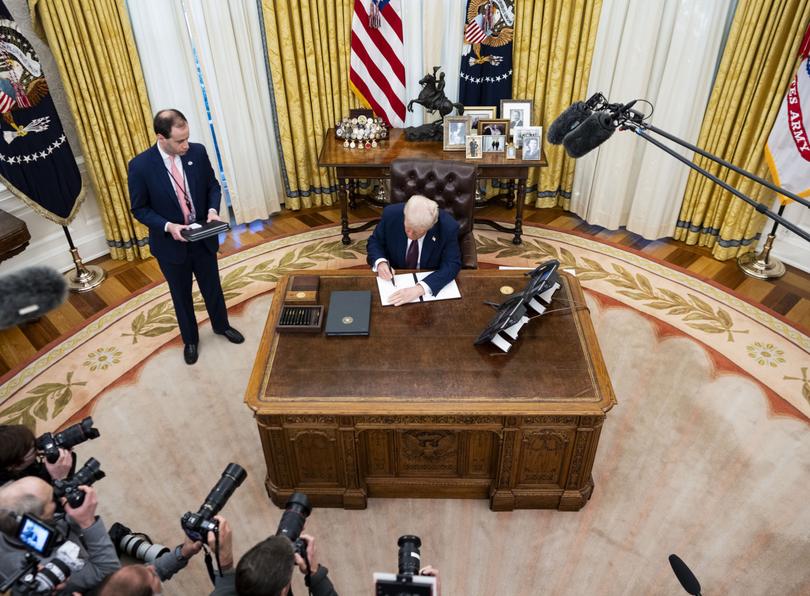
[276,304,323,333]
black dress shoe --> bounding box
[216,326,244,344]
[184,343,198,365]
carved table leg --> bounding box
[513,178,525,245]
[507,179,515,209]
[340,177,351,245]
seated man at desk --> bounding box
[367,195,461,306]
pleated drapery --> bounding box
[29,0,154,260]
[674,0,810,260]
[512,0,603,208]
[260,0,360,210]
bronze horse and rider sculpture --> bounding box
[405,67,465,141]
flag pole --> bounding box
[737,203,787,279]
[62,225,105,292]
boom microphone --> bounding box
[547,101,592,145]
[562,111,616,158]
[0,266,68,329]
[668,554,702,595]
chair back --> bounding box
[389,159,477,268]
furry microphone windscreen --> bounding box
[0,266,68,330]
[562,111,616,158]
[547,101,592,145]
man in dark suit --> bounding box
[367,195,461,306]
[129,109,243,365]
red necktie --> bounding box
[168,156,193,224]
[405,239,418,269]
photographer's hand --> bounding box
[64,485,97,529]
[420,565,441,596]
[207,515,233,571]
[180,535,203,559]
[44,448,73,480]
[294,533,319,575]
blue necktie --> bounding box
[405,240,418,269]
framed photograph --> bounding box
[506,143,517,159]
[483,135,506,153]
[500,99,533,134]
[462,106,497,131]
[521,134,541,160]
[443,116,470,151]
[512,125,542,149]
[466,134,483,159]
[477,118,510,139]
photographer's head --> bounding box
[0,424,37,472]
[98,563,162,596]
[235,535,295,596]
[0,477,56,522]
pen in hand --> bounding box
[390,265,396,287]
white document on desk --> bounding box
[376,272,461,306]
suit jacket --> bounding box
[366,203,461,295]
[129,143,221,264]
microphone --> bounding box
[547,101,592,145]
[668,554,702,595]
[562,111,616,158]
[0,266,68,330]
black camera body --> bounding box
[373,535,436,596]
[275,492,311,557]
[181,463,246,541]
[52,457,105,508]
[35,417,100,464]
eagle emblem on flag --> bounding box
[463,0,514,67]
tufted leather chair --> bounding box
[389,159,477,269]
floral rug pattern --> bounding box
[1,225,808,432]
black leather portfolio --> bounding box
[180,221,230,241]
[324,291,371,336]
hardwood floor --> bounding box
[1,203,808,378]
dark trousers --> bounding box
[157,242,229,344]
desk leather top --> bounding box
[247,271,615,416]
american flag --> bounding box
[350,0,406,127]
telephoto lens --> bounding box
[20,541,85,592]
[109,522,170,564]
[35,417,100,463]
[181,463,247,541]
[397,535,422,577]
[52,458,105,508]
[276,492,311,544]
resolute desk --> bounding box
[245,270,615,511]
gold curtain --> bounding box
[674,0,810,260]
[261,0,359,210]
[29,0,154,260]
[512,0,602,208]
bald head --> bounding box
[99,564,161,596]
[0,476,54,520]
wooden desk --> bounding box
[245,270,615,511]
[0,208,30,262]
[317,128,547,246]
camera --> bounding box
[108,522,169,564]
[181,463,246,541]
[275,492,311,556]
[35,417,100,464]
[52,458,105,508]
[373,535,437,596]
[0,513,85,595]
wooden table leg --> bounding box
[340,177,351,245]
[513,178,525,245]
[507,179,515,209]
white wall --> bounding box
[0,0,108,275]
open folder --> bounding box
[376,272,461,306]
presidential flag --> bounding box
[764,23,810,204]
[349,0,406,127]
[0,2,82,225]
[459,0,514,107]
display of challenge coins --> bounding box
[335,114,388,149]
